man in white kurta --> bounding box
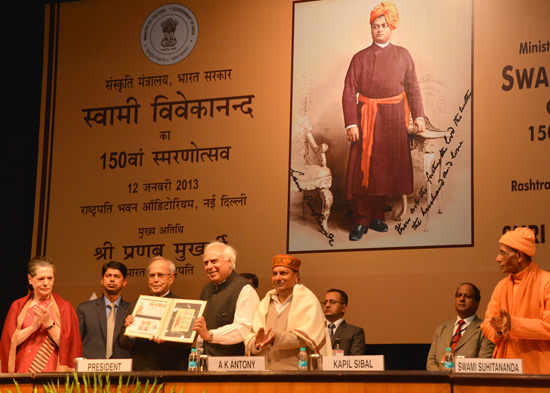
[245,255,330,370]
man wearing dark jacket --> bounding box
[427,282,494,371]
[77,261,131,359]
[323,289,365,355]
[193,242,259,356]
[118,257,190,370]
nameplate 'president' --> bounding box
[76,358,133,372]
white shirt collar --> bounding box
[374,41,391,48]
[327,317,344,330]
[454,314,476,333]
[103,296,121,307]
[456,314,476,324]
[271,292,293,313]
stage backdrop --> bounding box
[33,0,548,344]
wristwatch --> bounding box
[207,330,213,342]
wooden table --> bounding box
[1,371,549,393]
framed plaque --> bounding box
[124,295,206,343]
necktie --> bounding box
[106,303,116,358]
[450,319,465,352]
[328,323,335,339]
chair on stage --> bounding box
[393,115,450,232]
[290,117,333,234]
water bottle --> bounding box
[188,348,198,371]
[298,347,308,370]
[332,338,344,356]
[443,347,454,371]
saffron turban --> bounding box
[499,227,536,256]
[370,1,399,30]
[272,255,301,272]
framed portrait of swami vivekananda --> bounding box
[288,0,473,252]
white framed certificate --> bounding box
[124,295,206,343]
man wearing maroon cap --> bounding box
[481,227,550,374]
[245,255,331,370]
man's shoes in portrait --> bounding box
[369,218,388,232]
[349,224,369,241]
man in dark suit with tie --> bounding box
[118,257,190,370]
[77,261,131,359]
[322,289,365,355]
[426,282,495,371]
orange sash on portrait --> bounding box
[358,91,409,188]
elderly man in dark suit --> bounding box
[118,257,190,370]
[322,289,365,355]
[77,261,131,359]
[427,282,495,371]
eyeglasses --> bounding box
[321,300,345,306]
[147,273,172,280]
[498,250,518,257]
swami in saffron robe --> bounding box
[481,261,550,374]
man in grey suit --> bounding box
[323,289,365,355]
[77,261,131,359]
[426,282,495,371]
